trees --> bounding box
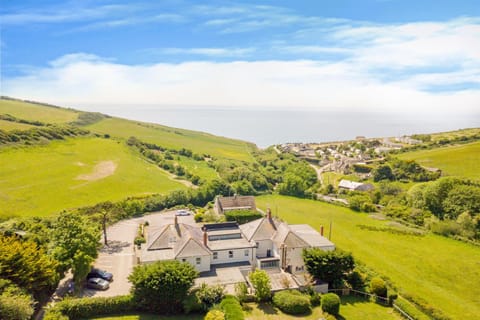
[128,260,198,313]
[51,211,100,287]
[249,269,271,302]
[0,236,58,300]
[373,165,394,182]
[302,249,355,288]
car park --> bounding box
[86,277,110,290]
[87,268,113,282]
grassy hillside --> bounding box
[0,137,186,218]
[256,195,480,320]
[86,118,255,162]
[0,99,79,123]
[397,141,480,180]
[0,119,35,131]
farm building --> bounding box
[338,179,374,191]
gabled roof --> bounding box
[216,195,256,211]
[145,223,210,259]
[338,179,364,190]
[289,225,334,248]
[240,217,279,241]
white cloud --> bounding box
[4,55,479,116]
[148,47,255,57]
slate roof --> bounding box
[240,216,334,249]
[216,195,256,212]
[142,223,210,263]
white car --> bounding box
[175,209,190,216]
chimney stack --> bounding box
[320,225,324,236]
[267,208,272,219]
[203,230,208,246]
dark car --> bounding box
[87,268,113,282]
[86,277,109,290]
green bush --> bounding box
[321,293,340,316]
[234,282,248,303]
[52,295,134,319]
[43,308,69,320]
[394,296,431,320]
[204,309,225,320]
[183,290,203,314]
[196,283,225,311]
[220,296,244,320]
[194,213,204,222]
[273,290,311,315]
[224,209,262,224]
[309,292,321,307]
[388,292,398,306]
[369,277,387,298]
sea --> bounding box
[79,106,480,148]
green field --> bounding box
[0,119,35,131]
[86,118,255,162]
[0,138,185,218]
[0,99,79,123]
[398,141,480,180]
[176,155,218,181]
[256,195,480,320]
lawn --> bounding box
[88,314,203,320]
[0,98,79,123]
[0,137,186,218]
[86,117,256,162]
[397,141,480,180]
[0,119,35,131]
[256,195,480,320]
[243,297,400,320]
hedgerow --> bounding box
[273,290,311,315]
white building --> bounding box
[139,210,335,276]
[338,179,374,192]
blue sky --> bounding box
[1,0,480,114]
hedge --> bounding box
[220,296,244,320]
[44,295,134,320]
[273,290,311,315]
[224,210,262,224]
[321,293,340,316]
[394,296,431,320]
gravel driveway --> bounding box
[84,210,195,297]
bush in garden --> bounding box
[220,296,244,320]
[273,290,311,315]
[204,309,225,320]
[321,293,340,316]
[369,277,387,298]
[196,283,225,311]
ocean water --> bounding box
[80,106,480,147]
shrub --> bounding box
[388,292,398,306]
[234,282,248,303]
[0,293,34,320]
[249,269,271,302]
[394,296,431,320]
[134,236,146,246]
[204,310,225,320]
[309,292,321,307]
[369,277,387,298]
[321,293,340,316]
[220,296,244,320]
[194,213,204,222]
[224,209,262,224]
[196,283,225,311]
[273,290,311,315]
[346,270,366,291]
[183,290,203,314]
[52,295,134,319]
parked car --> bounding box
[87,268,113,281]
[175,209,190,216]
[86,277,109,290]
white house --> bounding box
[140,209,335,277]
